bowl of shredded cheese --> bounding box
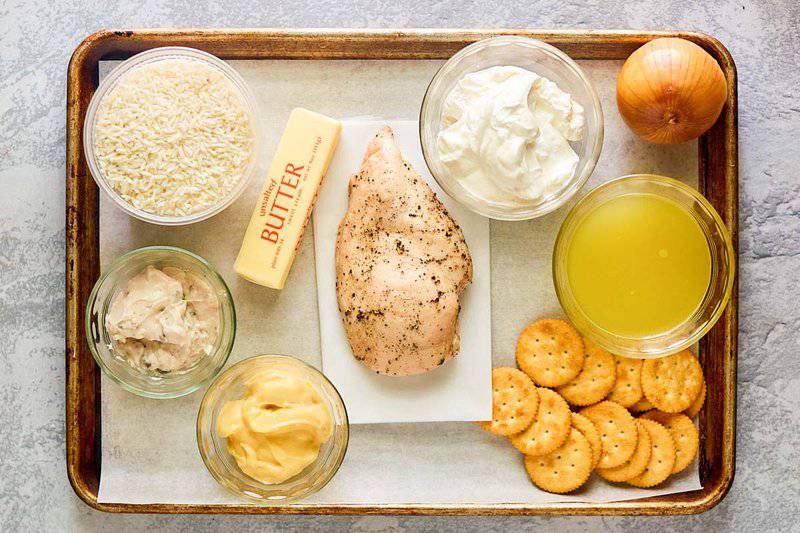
[84,47,259,225]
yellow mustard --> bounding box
[216,370,333,484]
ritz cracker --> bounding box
[235,108,341,289]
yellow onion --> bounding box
[617,38,728,144]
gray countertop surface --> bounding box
[1,1,798,531]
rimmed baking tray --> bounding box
[66,28,737,515]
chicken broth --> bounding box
[565,193,711,338]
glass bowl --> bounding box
[83,46,261,225]
[197,355,349,504]
[420,36,603,220]
[85,246,236,398]
[553,174,735,357]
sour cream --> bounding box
[436,66,586,205]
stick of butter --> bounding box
[235,108,341,289]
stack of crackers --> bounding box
[481,318,705,494]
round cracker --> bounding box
[510,388,571,456]
[580,401,638,469]
[557,338,616,406]
[684,376,706,418]
[640,411,699,474]
[641,350,703,413]
[597,419,652,482]
[630,396,654,412]
[525,428,593,493]
[480,367,539,436]
[516,318,585,387]
[627,419,676,488]
[571,412,602,469]
[607,355,644,408]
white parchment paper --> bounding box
[314,120,492,424]
[97,59,701,505]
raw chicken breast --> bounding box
[335,126,473,376]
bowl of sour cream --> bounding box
[420,36,603,220]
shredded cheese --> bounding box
[93,58,254,217]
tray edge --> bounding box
[64,28,738,516]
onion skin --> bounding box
[617,38,728,144]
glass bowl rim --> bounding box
[195,354,350,504]
[82,45,261,226]
[419,35,604,221]
[552,173,735,357]
[84,245,236,398]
